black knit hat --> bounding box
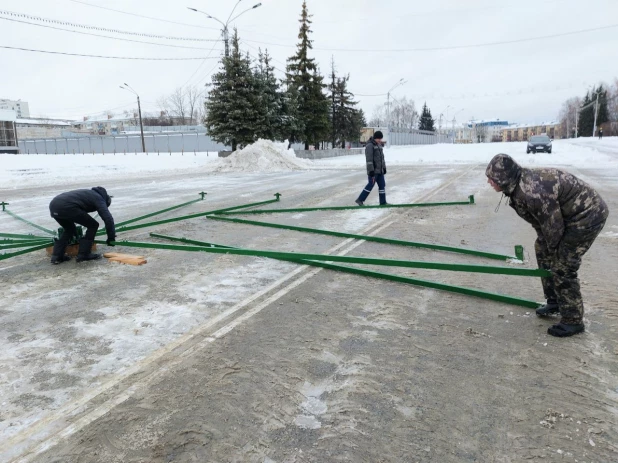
[374,130,384,139]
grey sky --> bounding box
[1,0,617,125]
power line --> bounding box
[0,17,220,51]
[0,45,219,60]
[182,40,223,88]
[67,0,220,31]
[0,9,218,41]
[242,23,618,52]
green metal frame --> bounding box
[0,232,51,240]
[0,239,51,250]
[2,209,56,236]
[97,239,549,277]
[112,196,281,234]
[209,215,520,262]
[213,195,475,216]
[148,234,540,309]
[0,243,52,261]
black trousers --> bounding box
[51,209,99,256]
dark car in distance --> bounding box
[527,135,552,153]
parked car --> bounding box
[527,135,552,153]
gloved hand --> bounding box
[369,171,375,177]
[384,168,387,174]
[106,236,116,246]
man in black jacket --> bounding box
[355,131,387,206]
[49,186,116,264]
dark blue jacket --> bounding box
[49,187,115,237]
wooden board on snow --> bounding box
[104,252,147,266]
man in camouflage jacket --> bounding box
[486,154,608,337]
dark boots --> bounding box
[76,239,101,263]
[536,299,560,317]
[51,254,72,265]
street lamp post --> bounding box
[188,1,262,57]
[386,78,406,131]
[120,84,146,153]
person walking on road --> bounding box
[486,154,608,337]
[356,131,387,206]
[49,186,116,264]
[598,127,603,140]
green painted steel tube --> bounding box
[0,242,51,261]
[214,198,474,216]
[3,210,56,235]
[112,198,280,234]
[0,240,51,250]
[115,197,204,227]
[0,232,51,240]
[96,239,550,277]
[148,234,539,309]
[209,215,516,261]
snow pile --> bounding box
[215,139,310,172]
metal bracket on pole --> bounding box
[514,245,525,262]
[469,195,475,204]
[274,193,282,201]
[199,192,207,200]
[0,201,8,212]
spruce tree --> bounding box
[254,49,284,141]
[329,58,363,148]
[286,1,330,149]
[205,30,260,151]
[280,83,305,148]
[578,92,594,137]
[418,102,435,132]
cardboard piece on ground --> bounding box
[46,243,96,257]
[104,252,147,266]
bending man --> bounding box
[49,186,116,264]
[486,154,608,337]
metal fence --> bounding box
[18,132,228,154]
[389,128,453,146]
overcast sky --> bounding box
[1,0,617,125]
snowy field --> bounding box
[2,137,617,189]
[1,138,617,462]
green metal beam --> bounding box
[115,195,206,227]
[0,243,51,261]
[209,215,519,261]
[148,233,540,309]
[3,209,56,235]
[214,196,475,216]
[112,197,280,234]
[97,239,550,277]
[0,232,51,240]
[0,240,51,250]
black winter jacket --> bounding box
[49,187,115,238]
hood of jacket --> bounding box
[92,186,112,207]
[485,154,522,196]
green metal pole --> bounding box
[209,215,518,261]
[115,195,206,227]
[214,197,474,216]
[3,210,56,235]
[0,240,51,250]
[0,242,51,261]
[97,239,550,277]
[111,197,281,234]
[0,232,51,240]
[148,233,540,309]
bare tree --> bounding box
[609,78,618,123]
[185,86,204,126]
[167,87,188,125]
[558,97,581,138]
[156,96,172,125]
[389,96,417,131]
[368,104,387,127]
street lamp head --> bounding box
[187,7,197,11]
[253,3,262,8]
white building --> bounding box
[0,99,30,118]
[466,119,509,143]
[0,109,19,154]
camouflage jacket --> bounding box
[486,154,609,250]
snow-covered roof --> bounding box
[0,109,17,122]
[16,118,73,126]
[503,121,560,130]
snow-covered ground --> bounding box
[2,137,616,190]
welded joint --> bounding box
[199,192,207,200]
[0,201,8,212]
[274,193,282,201]
[514,245,525,262]
[468,195,475,204]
